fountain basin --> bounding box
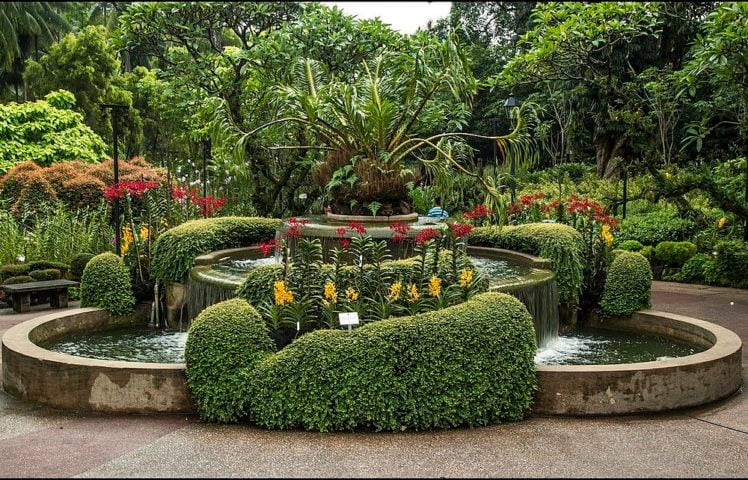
[1,305,194,413]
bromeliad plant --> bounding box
[253,219,485,336]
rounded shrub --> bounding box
[28,260,69,275]
[57,174,106,210]
[617,240,643,252]
[704,239,748,289]
[80,253,136,316]
[29,269,61,281]
[0,264,31,282]
[654,241,698,267]
[639,245,655,261]
[185,298,275,423]
[617,208,696,245]
[3,275,35,285]
[681,253,712,283]
[70,253,96,281]
[600,251,653,316]
[248,292,537,432]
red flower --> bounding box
[541,199,561,213]
[336,227,348,236]
[341,238,351,248]
[285,224,302,239]
[463,204,494,219]
[191,194,227,216]
[389,221,410,242]
[102,180,160,202]
[259,238,277,256]
[415,228,440,245]
[507,202,523,216]
[449,223,473,238]
[171,185,188,200]
[348,221,367,234]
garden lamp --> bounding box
[503,93,521,202]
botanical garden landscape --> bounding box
[0,1,746,478]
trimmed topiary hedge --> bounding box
[151,217,281,284]
[246,292,537,432]
[184,298,275,423]
[29,268,61,281]
[2,275,35,285]
[471,223,585,307]
[0,264,30,282]
[654,241,697,267]
[600,251,653,316]
[28,260,69,275]
[617,240,643,252]
[80,253,135,316]
[70,253,95,281]
[617,209,697,246]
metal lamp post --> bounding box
[503,92,521,202]
[100,103,129,256]
[488,117,500,178]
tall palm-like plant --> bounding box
[214,32,536,215]
[0,2,69,69]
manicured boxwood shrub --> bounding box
[184,299,275,423]
[599,251,653,316]
[471,223,585,307]
[29,268,61,281]
[80,253,135,316]
[617,240,643,252]
[151,217,281,284]
[681,253,712,283]
[247,292,537,432]
[70,253,95,281]
[2,275,35,285]
[28,260,69,275]
[0,264,31,282]
[639,245,655,261]
[654,241,697,267]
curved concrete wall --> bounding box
[533,310,743,415]
[2,306,194,414]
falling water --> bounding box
[185,278,237,329]
[494,276,560,349]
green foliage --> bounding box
[184,299,275,423]
[151,217,281,284]
[80,252,135,316]
[0,90,106,173]
[0,264,30,282]
[29,268,61,281]
[70,253,95,281]
[471,223,585,306]
[2,275,35,285]
[617,240,644,252]
[704,240,748,289]
[654,241,698,267]
[640,245,655,261]
[617,209,697,246]
[600,251,653,316]
[681,253,712,283]
[247,292,537,431]
[28,260,69,274]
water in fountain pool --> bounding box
[534,328,705,365]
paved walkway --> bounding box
[0,282,745,477]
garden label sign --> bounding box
[339,312,359,331]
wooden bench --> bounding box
[0,280,79,313]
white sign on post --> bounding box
[338,311,360,331]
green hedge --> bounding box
[654,241,697,267]
[0,264,30,282]
[151,217,281,284]
[471,223,585,306]
[184,299,275,423]
[70,253,95,280]
[29,268,61,281]
[617,240,643,252]
[247,292,537,432]
[704,239,748,289]
[681,253,712,283]
[600,251,653,316]
[617,209,696,246]
[3,275,35,285]
[80,253,135,316]
[28,260,69,275]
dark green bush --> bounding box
[640,245,655,261]
[654,241,698,267]
[471,223,585,307]
[70,253,95,280]
[3,275,35,285]
[600,251,653,316]
[248,292,537,432]
[0,264,30,282]
[28,260,69,275]
[617,240,643,252]
[80,253,135,316]
[704,240,748,289]
[681,253,712,283]
[617,209,696,246]
[29,268,61,281]
[184,298,275,423]
[151,217,281,284]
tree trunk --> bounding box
[594,134,626,178]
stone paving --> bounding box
[0,282,745,478]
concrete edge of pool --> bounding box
[1,305,742,416]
